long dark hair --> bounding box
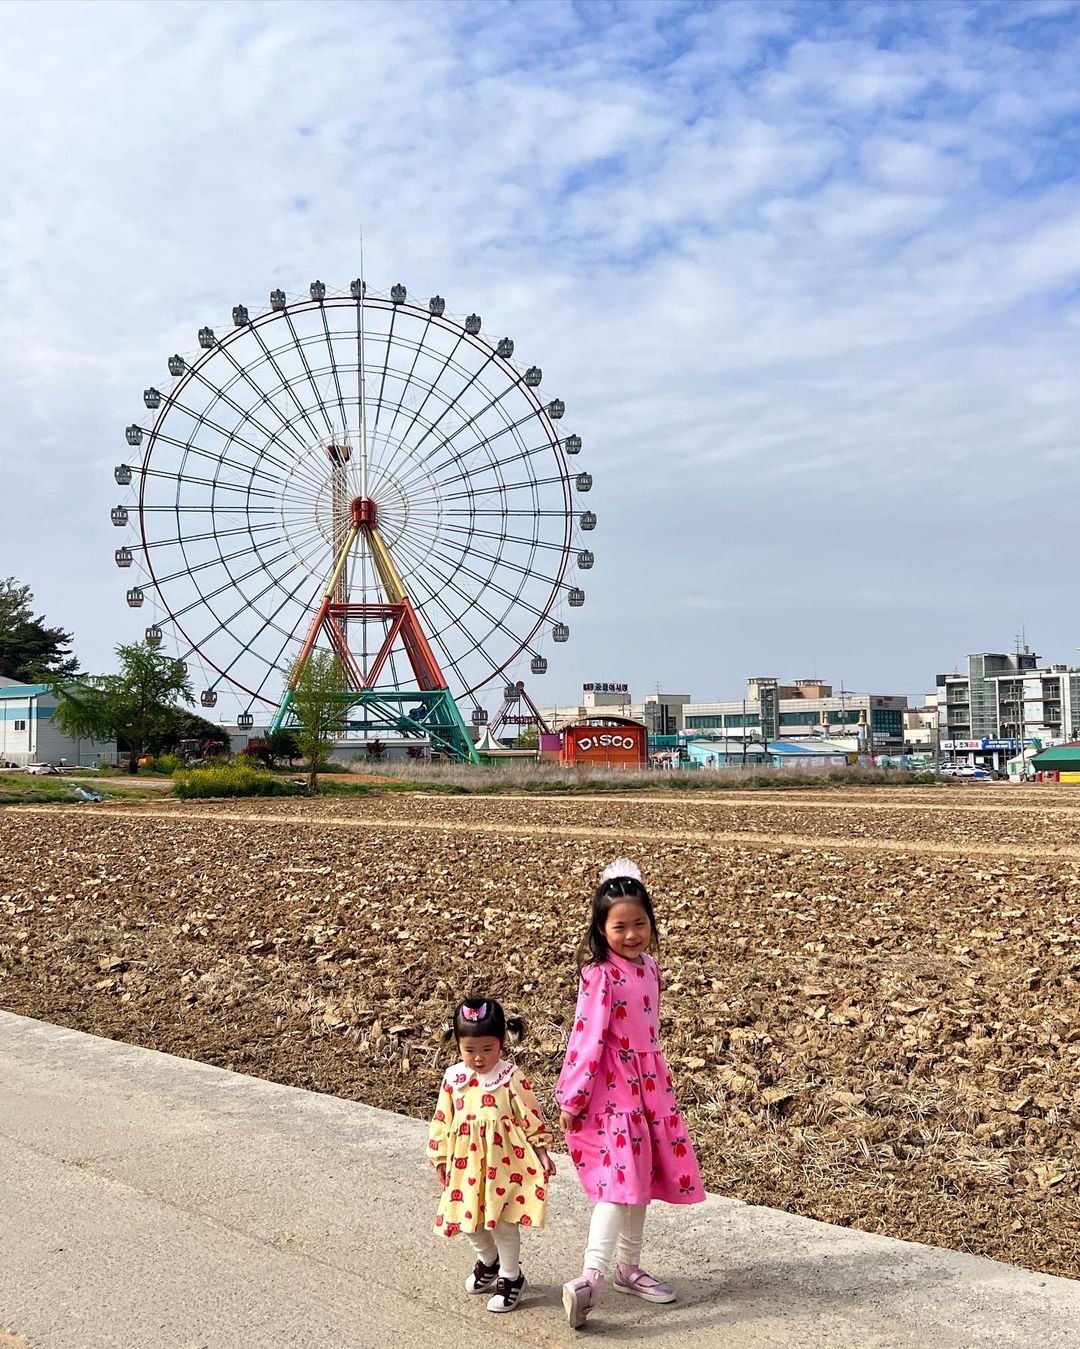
[444,996,525,1047]
[577,870,659,970]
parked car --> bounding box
[939,762,989,779]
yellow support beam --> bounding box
[366,524,408,605]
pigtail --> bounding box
[446,996,517,1045]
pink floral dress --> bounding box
[556,951,705,1206]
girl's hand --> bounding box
[436,1163,448,1186]
[559,1110,577,1133]
[535,1147,557,1179]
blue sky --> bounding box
[1,0,1079,710]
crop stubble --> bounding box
[2,788,1079,1277]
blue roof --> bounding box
[768,741,844,755]
[0,682,51,697]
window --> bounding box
[14,719,27,732]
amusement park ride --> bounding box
[111,279,594,760]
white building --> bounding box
[0,679,116,767]
[681,678,907,750]
[537,678,906,750]
[936,648,1080,767]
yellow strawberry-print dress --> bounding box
[427,1059,553,1237]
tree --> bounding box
[155,707,231,756]
[243,729,300,768]
[287,651,347,792]
[516,724,540,749]
[264,727,301,767]
[52,642,193,770]
[0,578,79,683]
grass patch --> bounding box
[335,761,948,795]
[0,773,166,806]
[173,762,305,799]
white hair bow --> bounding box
[601,858,642,883]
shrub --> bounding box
[155,752,182,774]
[172,761,304,799]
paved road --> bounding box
[1,1010,1078,1348]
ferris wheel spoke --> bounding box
[316,303,351,441]
[428,536,565,593]
[380,315,430,448]
[436,522,569,553]
[144,424,302,488]
[371,303,400,439]
[415,410,547,496]
[426,439,562,495]
[438,508,569,518]
[389,535,507,683]
[181,363,319,468]
[140,519,287,551]
[211,512,337,634]
[221,325,326,450]
[429,547,559,628]
[393,529,526,649]
[380,325,469,468]
[149,536,304,588]
[413,376,526,469]
[140,464,284,504]
[436,473,567,506]
[183,551,326,695]
[162,540,316,623]
[281,311,337,441]
[392,396,539,502]
[231,571,328,705]
[394,353,492,470]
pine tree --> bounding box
[0,578,79,683]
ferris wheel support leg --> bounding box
[269,688,294,735]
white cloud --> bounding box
[0,0,1078,706]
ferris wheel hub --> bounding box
[351,497,378,528]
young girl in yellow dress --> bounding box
[427,996,556,1313]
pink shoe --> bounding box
[613,1264,676,1303]
[563,1272,601,1329]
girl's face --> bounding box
[458,1035,502,1075]
[603,899,653,960]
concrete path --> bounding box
[1,1011,1077,1349]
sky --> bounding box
[1,0,1079,712]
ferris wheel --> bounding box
[110,279,595,759]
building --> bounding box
[936,648,1080,767]
[681,677,906,751]
[538,685,689,735]
[0,679,116,767]
[903,695,939,755]
[536,677,906,754]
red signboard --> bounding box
[562,724,647,768]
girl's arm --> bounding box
[555,962,612,1124]
[509,1071,558,1178]
[426,1077,455,1184]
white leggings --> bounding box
[465,1222,521,1279]
[584,1202,647,1275]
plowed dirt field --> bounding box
[3,787,1080,1276]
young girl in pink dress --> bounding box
[556,860,705,1330]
